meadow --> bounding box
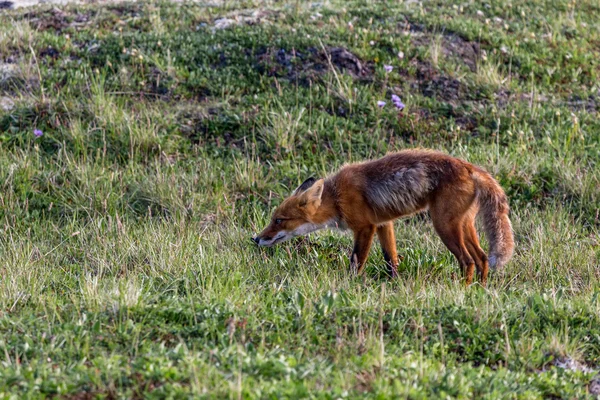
[0,0,599,398]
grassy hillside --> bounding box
[0,0,599,398]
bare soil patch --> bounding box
[255,46,372,85]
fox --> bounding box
[252,149,514,285]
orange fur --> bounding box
[254,149,514,285]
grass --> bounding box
[0,0,599,398]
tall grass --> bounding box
[0,0,598,397]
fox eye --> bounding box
[275,218,283,225]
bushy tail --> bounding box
[472,169,514,270]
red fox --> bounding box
[253,149,514,285]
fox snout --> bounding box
[252,235,270,245]
[253,229,290,247]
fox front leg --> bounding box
[376,222,399,278]
[349,226,376,275]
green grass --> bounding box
[1,0,599,398]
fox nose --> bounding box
[252,236,260,245]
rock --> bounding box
[213,18,235,30]
[0,64,19,84]
[590,374,600,395]
[554,357,595,373]
[0,96,15,111]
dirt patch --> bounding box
[398,58,525,121]
[565,93,599,113]
[326,47,370,77]
[256,47,309,83]
[399,59,464,104]
[418,69,461,102]
[442,34,481,71]
[404,21,481,72]
[453,114,478,131]
[254,46,371,85]
[39,45,60,59]
[24,6,70,32]
[22,6,94,33]
[402,21,597,115]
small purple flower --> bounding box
[391,94,405,110]
[384,65,393,73]
[34,129,43,137]
[377,100,386,108]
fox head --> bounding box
[253,177,327,247]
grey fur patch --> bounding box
[365,164,432,215]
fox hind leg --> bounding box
[430,201,476,285]
[462,217,489,286]
[434,221,475,285]
[377,222,399,278]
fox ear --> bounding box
[299,179,324,208]
[293,177,317,195]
